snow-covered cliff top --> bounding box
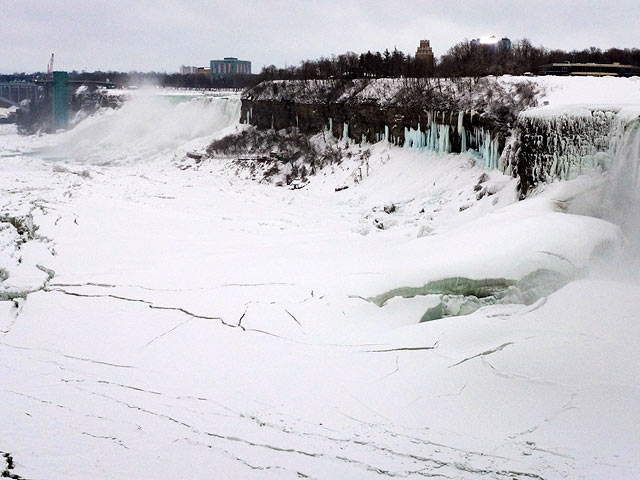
[244,77,542,124]
[514,76,640,118]
[523,75,640,107]
[245,75,640,109]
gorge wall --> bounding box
[240,98,503,157]
[239,78,631,196]
[239,78,533,170]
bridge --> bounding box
[3,73,121,131]
[1,78,118,109]
[0,83,44,109]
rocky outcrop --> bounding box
[70,90,125,117]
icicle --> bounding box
[427,121,437,150]
[461,126,467,152]
[437,125,451,153]
[470,126,501,170]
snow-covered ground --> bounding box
[507,75,640,107]
[517,76,640,121]
[1,85,639,479]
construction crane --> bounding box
[47,53,54,80]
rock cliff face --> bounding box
[239,78,534,171]
[239,79,633,196]
[240,79,637,198]
[240,98,502,155]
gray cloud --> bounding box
[3,0,639,73]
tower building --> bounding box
[416,40,435,64]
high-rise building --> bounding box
[416,40,434,64]
[210,57,252,79]
[415,40,435,76]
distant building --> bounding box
[210,57,251,79]
[180,65,198,75]
[415,40,435,75]
[471,36,512,50]
[416,39,434,64]
[540,62,640,77]
[196,67,210,76]
[497,38,512,50]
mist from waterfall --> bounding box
[53,92,242,165]
[583,109,640,282]
[605,111,640,257]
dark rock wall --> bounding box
[241,99,504,155]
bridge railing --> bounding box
[0,83,45,109]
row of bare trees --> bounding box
[258,48,433,81]
[438,39,640,77]
[258,40,640,81]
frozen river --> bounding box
[1,93,639,479]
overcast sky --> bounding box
[3,0,640,74]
